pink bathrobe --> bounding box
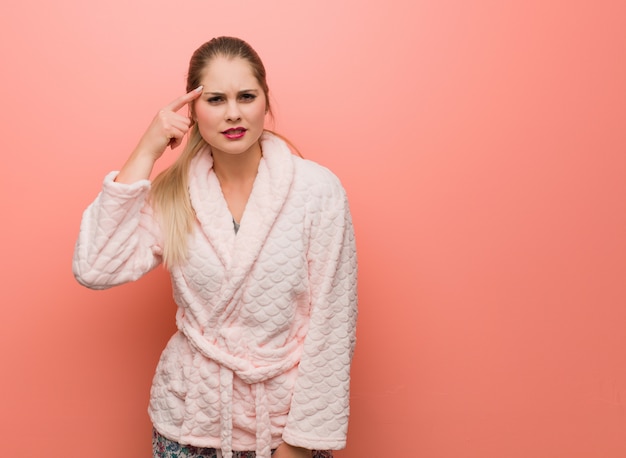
[73,132,357,458]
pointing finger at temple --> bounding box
[165,85,204,113]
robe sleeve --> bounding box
[282,178,358,450]
[72,172,163,290]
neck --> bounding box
[212,141,262,184]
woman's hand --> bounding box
[135,86,204,159]
[272,442,313,458]
[116,86,203,183]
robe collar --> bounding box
[187,132,296,317]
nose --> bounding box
[225,101,241,122]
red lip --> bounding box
[222,127,247,139]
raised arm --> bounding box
[116,86,203,183]
[73,87,203,288]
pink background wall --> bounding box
[1,1,625,457]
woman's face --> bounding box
[194,56,267,158]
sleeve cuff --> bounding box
[101,171,151,198]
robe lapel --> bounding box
[188,148,235,270]
[188,133,295,323]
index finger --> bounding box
[165,85,204,112]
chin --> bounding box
[210,142,256,157]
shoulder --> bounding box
[261,131,348,204]
[293,156,347,202]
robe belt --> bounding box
[217,366,273,458]
[178,319,302,458]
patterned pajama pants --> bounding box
[153,428,334,458]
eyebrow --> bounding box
[204,89,259,96]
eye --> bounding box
[239,93,257,102]
[207,96,224,104]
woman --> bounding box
[73,37,357,458]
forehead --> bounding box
[200,56,260,90]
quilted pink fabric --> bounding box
[73,133,358,458]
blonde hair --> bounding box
[150,37,277,268]
[150,125,205,267]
